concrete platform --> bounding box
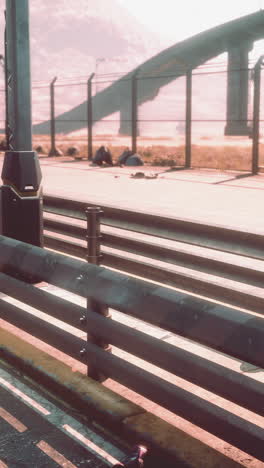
[37,160,264,233]
[1,154,264,232]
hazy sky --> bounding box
[118,0,263,41]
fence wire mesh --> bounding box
[0,64,263,173]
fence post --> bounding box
[81,207,112,382]
[252,56,263,175]
[48,76,59,157]
[87,73,95,161]
[185,70,192,168]
[131,70,139,154]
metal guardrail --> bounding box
[43,195,264,315]
[0,235,263,463]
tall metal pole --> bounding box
[185,70,192,168]
[0,0,43,261]
[87,73,95,161]
[252,56,263,175]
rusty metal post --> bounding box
[185,70,192,168]
[252,56,263,175]
[48,76,59,156]
[131,71,138,154]
[81,206,112,381]
[87,73,95,161]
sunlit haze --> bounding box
[118,0,264,57]
[118,0,263,41]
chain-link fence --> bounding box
[1,60,264,173]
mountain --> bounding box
[0,0,163,81]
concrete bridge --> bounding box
[33,11,264,137]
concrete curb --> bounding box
[0,327,243,468]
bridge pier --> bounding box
[118,75,140,137]
[119,102,132,135]
[225,41,253,136]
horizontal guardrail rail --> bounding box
[43,195,264,315]
[44,195,264,260]
[0,235,263,464]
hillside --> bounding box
[0,0,162,81]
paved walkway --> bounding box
[1,155,264,232]
[37,158,264,233]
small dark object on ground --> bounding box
[130,172,145,179]
[125,154,144,166]
[118,149,133,165]
[93,145,113,166]
[130,172,158,179]
[66,145,80,156]
[34,145,45,154]
[152,157,176,167]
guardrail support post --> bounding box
[85,206,102,264]
[251,56,263,175]
[49,76,59,157]
[84,206,112,381]
[87,73,95,161]
[185,70,192,168]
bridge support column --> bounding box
[119,101,132,136]
[119,75,140,138]
[225,42,253,136]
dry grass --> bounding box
[1,133,261,172]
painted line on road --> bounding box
[0,406,27,433]
[0,366,124,465]
[37,440,77,468]
[0,376,50,416]
[63,424,121,466]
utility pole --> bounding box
[0,0,43,256]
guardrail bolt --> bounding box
[79,315,87,326]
